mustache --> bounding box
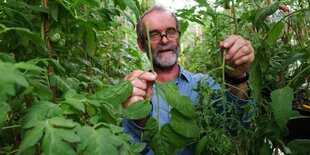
[155,45,177,54]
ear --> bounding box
[137,38,146,52]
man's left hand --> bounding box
[220,35,255,78]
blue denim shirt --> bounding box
[122,66,249,155]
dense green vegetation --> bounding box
[0,0,309,154]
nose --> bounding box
[161,35,169,44]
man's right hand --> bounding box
[122,70,156,109]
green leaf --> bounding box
[142,118,158,141]
[99,103,119,124]
[267,22,284,46]
[0,61,29,88]
[114,0,126,10]
[161,124,190,149]
[158,82,196,119]
[50,73,71,92]
[22,101,61,129]
[195,135,208,155]
[124,0,140,20]
[42,122,77,155]
[179,20,189,36]
[254,2,279,29]
[49,59,66,74]
[123,100,152,119]
[49,117,77,128]
[270,87,294,130]
[78,0,100,6]
[130,142,147,154]
[50,2,59,21]
[85,26,97,56]
[15,61,46,72]
[0,102,10,129]
[170,109,200,138]
[287,139,310,155]
[249,61,262,101]
[17,124,45,155]
[62,90,86,113]
[77,126,123,155]
[150,128,177,155]
[282,52,309,69]
[91,80,133,106]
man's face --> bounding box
[141,10,180,69]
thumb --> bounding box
[145,80,154,100]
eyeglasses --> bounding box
[144,30,181,44]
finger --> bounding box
[131,78,147,90]
[233,55,252,66]
[225,38,249,60]
[145,81,154,99]
[220,35,242,49]
[228,45,252,64]
[124,70,156,81]
[122,96,144,109]
[132,87,146,97]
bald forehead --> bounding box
[141,9,177,31]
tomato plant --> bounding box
[0,0,309,154]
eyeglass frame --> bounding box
[141,30,181,44]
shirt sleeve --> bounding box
[122,118,145,143]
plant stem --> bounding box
[145,23,160,128]
[145,23,155,73]
[1,125,20,130]
[287,66,310,87]
[231,0,238,34]
[221,50,227,127]
[43,0,56,103]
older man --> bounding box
[122,5,255,155]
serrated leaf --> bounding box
[15,61,46,72]
[0,102,10,129]
[267,22,284,46]
[50,2,59,21]
[50,73,71,91]
[170,109,200,138]
[254,2,279,29]
[78,0,99,6]
[124,0,140,20]
[270,87,293,130]
[22,101,60,129]
[0,61,29,88]
[150,127,177,155]
[142,118,158,141]
[287,139,310,155]
[49,59,65,74]
[62,90,85,112]
[100,103,119,124]
[161,124,190,149]
[17,124,45,155]
[130,142,147,154]
[91,80,133,106]
[42,123,77,155]
[85,27,96,56]
[195,135,208,155]
[49,117,76,128]
[123,100,152,119]
[77,126,123,155]
[158,82,196,119]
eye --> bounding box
[150,33,160,37]
[166,30,177,34]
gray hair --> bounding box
[136,5,180,41]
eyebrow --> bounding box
[149,27,177,34]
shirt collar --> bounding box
[177,65,190,83]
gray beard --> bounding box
[147,44,180,69]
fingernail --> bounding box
[223,42,228,47]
